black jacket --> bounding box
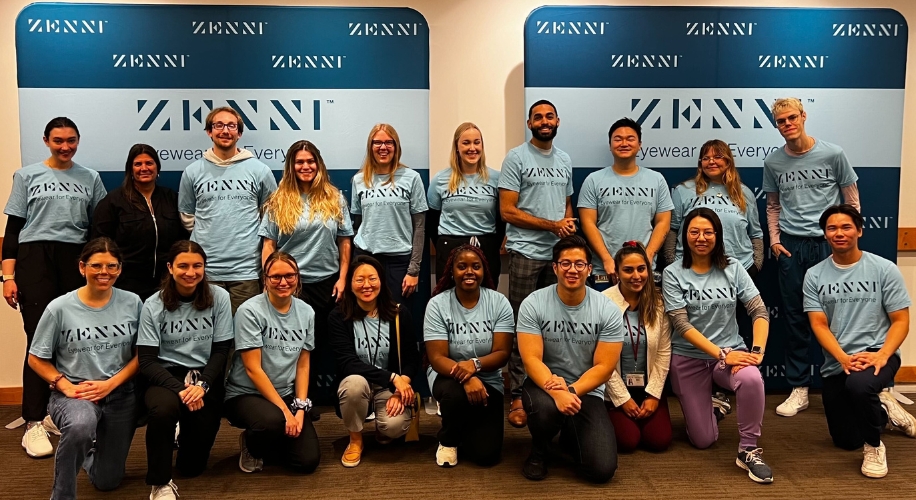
[328,305,421,391]
[91,185,189,299]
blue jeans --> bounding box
[48,383,137,500]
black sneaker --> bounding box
[714,406,726,422]
[736,447,773,484]
[522,451,548,481]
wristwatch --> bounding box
[568,386,577,395]
[195,381,210,393]
[471,357,482,373]
[1,274,14,282]
[291,397,313,413]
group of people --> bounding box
[2,97,914,499]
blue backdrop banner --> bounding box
[524,6,907,390]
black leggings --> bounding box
[224,394,320,473]
[298,275,337,404]
[822,353,900,450]
[432,376,504,466]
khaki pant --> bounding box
[337,375,411,438]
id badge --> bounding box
[625,373,646,387]
[594,274,609,284]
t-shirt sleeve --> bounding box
[662,268,687,311]
[303,306,316,352]
[259,168,279,205]
[670,186,684,231]
[833,150,858,187]
[744,186,764,239]
[802,268,822,313]
[598,299,626,343]
[257,214,279,240]
[576,174,597,209]
[427,175,442,211]
[497,151,522,192]
[178,170,196,214]
[213,290,235,343]
[131,295,144,348]
[564,157,574,197]
[423,299,449,342]
[734,263,761,304]
[494,294,515,333]
[761,159,777,193]
[4,171,28,218]
[337,194,355,236]
[350,175,362,215]
[90,173,107,215]
[409,172,428,214]
[516,296,542,335]
[881,263,911,313]
[136,301,160,347]
[656,175,674,212]
[233,305,265,350]
[29,307,60,359]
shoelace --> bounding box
[28,425,48,442]
[787,390,805,406]
[744,449,766,466]
[864,446,884,466]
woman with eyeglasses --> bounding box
[92,144,189,301]
[328,255,420,467]
[138,240,233,499]
[350,124,428,304]
[427,123,504,288]
[603,241,672,453]
[223,252,319,474]
[3,117,107,459]
[27,237,143,500]
[260,140,353,409]
[425,244,513,467]
[662,208,773,484]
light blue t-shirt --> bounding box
[350,168,428,255]
[577,166,674,273]
[762,140,857,238]
[353,316,390,370]
[662,258,760,359]
[259,192,354,283]
[178,157,277,281]
[517,285,625,398]
[4,162,106,244]
[427,168,501,236]
[803,252,911,378]
[498,143,574,261]
[424,287,515,394]
[671,181,763,270]
[30,289,142,384]
[225,293,316,400]
[137,285,234,369]
[620,309,648,376]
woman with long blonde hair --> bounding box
[427,123,504,288]
[349,124,428,304]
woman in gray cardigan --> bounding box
[603,241,672,452]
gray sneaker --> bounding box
[238,432,263,473]
[712,392,732,414]
[736,447,773,484]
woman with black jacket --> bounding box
[329,255,420,468]
[92,144,189,300]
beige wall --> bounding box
[1,0,915,387]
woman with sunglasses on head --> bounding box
[329,255,420,467]
[603,241,672,453]
[662,208,772,484]
[427,123,504,288]
[138,241,233,499]
[4,117,107,458]
[350,124,428,304]
[27,237,142,500]
[425,244,513,467]
[92,144,189,301]
[260,140,353,409]
[223,252,319,474]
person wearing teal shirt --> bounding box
[3,117,107,459]
[762,98,860,418]
[499,100,577,429]
[427,123,504,288]
[425,244,513,467]
[350,124,428,305]
[517,235,624,483]
[261,140,353,408]
[138,241,234,499]
[803,204,915,479]
[223,252,319,475]
[579,118,673,290]
[28,238,142,500]
[178,107,277,314]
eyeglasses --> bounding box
[85,262,122,273]
[688,230,716,239]
[701,155,725,163]
[353,276,380,286]
[371,140,396,149]
[775,114,800,127]
[266,273,298,285]
[211,122,238,131]
[556,260,590,271]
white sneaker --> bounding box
[238,432,263,473]
[150,480,179,500]
[42,415,61,436]
[776,387,809,417]
[879,391,916,438]
[861,441,887,478]
[22,421,53,458]
[436,443,458,467]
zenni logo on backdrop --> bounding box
[630,98,776,130]
[137,99,324,132]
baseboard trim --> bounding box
[0,387,22,406]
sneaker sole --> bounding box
[437,460,456,467]
[861,467,888,479]
[341,458,361,468]
[735,458,774,484]
[22,445,53,458]
[775,403,808,417]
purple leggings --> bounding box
[670,354,765,450]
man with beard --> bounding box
[498,100,576,428]
[178,107,278,313]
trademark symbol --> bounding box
[326,99,334,104]
[808,99,815,103]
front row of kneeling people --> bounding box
[28,201,915,499]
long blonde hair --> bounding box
[262,140,343,235]
[692,139,747,213]
[360,123,405,188]
[447,122,489,193]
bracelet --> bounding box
[50,373,65,391]
[1,274,14,282]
